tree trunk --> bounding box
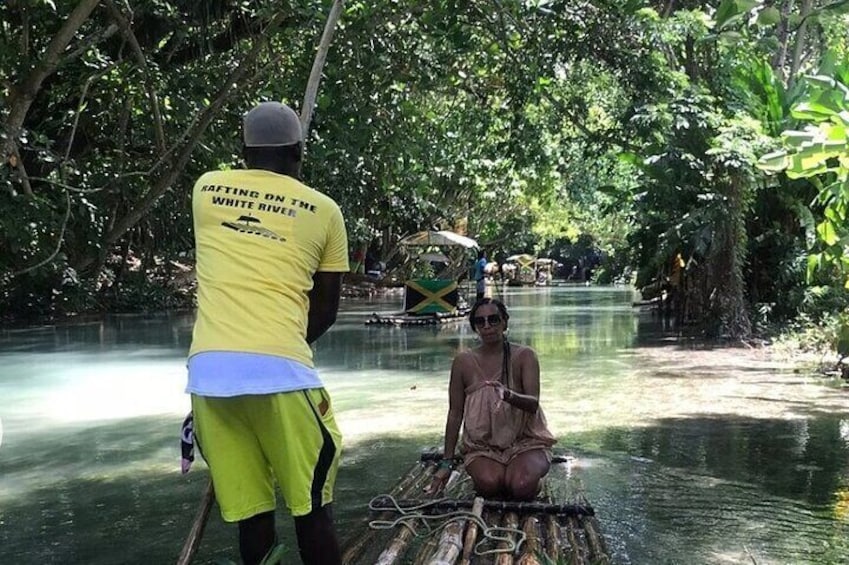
[707,174,751,339]
[788,0,813,89]
[770,0,795,79]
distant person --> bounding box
[473,250,487,302]
[351,248,365,274]
[665,252,686,323]
[429,298,556,500]
[187,101,348,565]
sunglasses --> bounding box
[472,314,503,327]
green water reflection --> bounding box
[1,286,847,564]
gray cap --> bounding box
[243,101,303,147]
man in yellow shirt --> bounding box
[187,101,349,565]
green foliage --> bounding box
[757,71,849,354]
[757,74,849,288]
[1,0,847,343]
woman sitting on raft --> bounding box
[429,298,556,500]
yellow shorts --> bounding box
[191,389,342,522]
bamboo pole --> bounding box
[412,529,443,565]
[574,491,606,564]
[425,518,465,565]
[369,498,593,517]
[341,461,430,564]
[515,515,541,565]
[299,0,345,137]
[459,497,484,565]
[493,511,519,565]
[176,480,214,565]
[564,516,586,565]
[543,515,560,564]
[421,452,572,465]
[580,515,609,565]
[372,506,424,563]
[375,468,461,565]
[412,469,468,565]
[421,478,475,565]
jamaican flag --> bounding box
[404,278,459,314]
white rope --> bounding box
[367,494,527,556]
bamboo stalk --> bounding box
[459,497,485,565]
[516,515,541,565]
[564,516,586,565]
[543,515,560,564]
[375,468,461,565]
[412,530,443,565]
[494,512,518,565]
[412,490,458,565]
[421,452,572,465]
[412,472,469,565]
[176,479,214,565]
[341,461,429,564]
[421,478,475,565]
[580,515,609,565]
[421,516,465,565]
[575,493,607,561]
[369,498,593,516]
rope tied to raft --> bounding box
[367,494,526,556]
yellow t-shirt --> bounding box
[189,169,349,367]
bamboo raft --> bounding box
[365,308,471,327]
[341,452,610,564]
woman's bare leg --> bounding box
[504,450,550,501]
[465,457,508,498]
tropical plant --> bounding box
[758,72,849,357]
[758,74,849,288]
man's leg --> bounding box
[259,389,343,564]
[293,505,341,565]
[238,511,277,565]
[192,396,277,564]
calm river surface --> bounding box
[1,286,848,564]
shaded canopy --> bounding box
[394,230,478,282]
[506,254,536,263]
[398,230,479,249]
[419,252,450,263]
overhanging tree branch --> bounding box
[95,12,288,258]
[9,189,72,277]
[104,0,166,153]
[2,0,103,197]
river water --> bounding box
[1,286,847,564]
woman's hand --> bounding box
[484,380,512,401]
[424,467,451,495]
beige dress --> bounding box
[460,352,556,466]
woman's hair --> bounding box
[468,297,509,330]
[469,297,512,386]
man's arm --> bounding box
[306,271,343,344]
